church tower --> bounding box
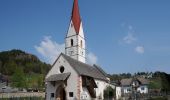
[65,0,86,63]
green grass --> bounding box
[148,96,168,100]
[149,78,162,89]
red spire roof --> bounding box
[71,0,81,34]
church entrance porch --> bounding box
[56,84,66,100]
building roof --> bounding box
[137,77,149,85]
[46,72,71,82]
[121,78,133,86]
[93,64,108,77]
[61,53,108,82]
[71,0,81,34]
[120,78,149,86]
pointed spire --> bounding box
[71,0,81,34]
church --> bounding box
[45,0,113,100]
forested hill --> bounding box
[0,49,51,75]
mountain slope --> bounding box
[0,49,51,75]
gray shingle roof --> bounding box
[121,78,133,86]
[137,77,149,85]
[61,53,108,82]
[120,78,149,86]
[46,72,71,82]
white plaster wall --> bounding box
[95,79,107,99]
[137,85,148,94]
[46,55,79,100]
[67,21,77,37]
[80,87,91,100]
[65,36,78,48]
[77,35,86,63]
[79,79,109,100]
[67,21,84,38]
[46,82,60,100]
[78,23,85,38]
[65,47,78,58]
[116,86,122,100]
[123,86,132,94]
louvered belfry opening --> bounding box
[82,76,97,98]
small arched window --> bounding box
[80,40,83,48]
[71,39,73,46]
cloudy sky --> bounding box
[0,0,170,74]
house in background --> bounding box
[116,77,149,100]
[45,0,114,100]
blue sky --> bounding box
[0,0,170,74]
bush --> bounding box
[103,86,115,99]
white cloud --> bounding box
[87,52,98,65]
[123,33,137,44]
[35,36,98,65]
[135,46,145,54]
[35,36,64,64]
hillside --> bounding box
[0,49,51,75]
[0,49,51,89]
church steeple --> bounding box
[71,0,81,34]
[65,0,86,63]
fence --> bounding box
[0,92,45,100]
[0,96,44,100]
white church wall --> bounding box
[77,35,85,62]
[65,22,86,63]
[46,82,61,100]
[65,36,78,48]
[46,55,80,100]
[78,23,84,38]
[67,21,77,37]
[65,47,78,59]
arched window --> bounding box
[80,40,83,48]
[71,39,73,46]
